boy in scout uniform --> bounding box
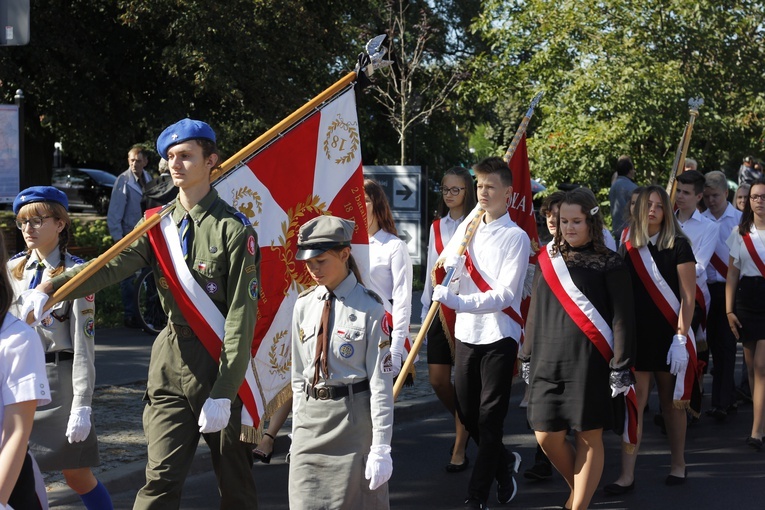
[27,119,260,509]
[289,216,394,510]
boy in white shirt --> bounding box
[433,156,530,509]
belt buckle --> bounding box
[314,386,332,400]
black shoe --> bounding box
[665,469,687,486]
[705,406,727,422]
[746,436,763,451]
[523,460,553,481]
[446,456,470,473]
[496,475,517,504]
[464,496,489,509]
[603,481,635,495]
[726,403,739,415]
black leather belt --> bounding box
[45,351,74,363]
[305,380,370,400]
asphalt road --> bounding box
[57,330,765,509]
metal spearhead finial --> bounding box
[688,97,704,115]
[526,91,544,117]
[361,34,393,75]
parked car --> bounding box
[52,167,116,215]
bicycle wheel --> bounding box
[135,269,166,335]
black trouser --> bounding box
[454,336,518,503]
[708,282,737,409]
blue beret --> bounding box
[13,186,69,214]
[156,119,216,160]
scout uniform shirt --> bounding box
[291,272,394,446]
[49,189,260,402]
[8,247,95,410]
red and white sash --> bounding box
[742,225,765,277]
[620,226,630,246]
[464,251,525,333]
[710,251,728,279]
[538,245,638,450]
[431,219,457,352]
[625,240,698,408]
[146,209,261,439]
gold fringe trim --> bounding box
[696,340,708,352]
[672,398,700,418]
[438,308,456,363]
[239,385,294,444]
[240,424,259,444]
[623,442,636,455]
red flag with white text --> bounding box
[506,134,540,319]
[212,87,368,437]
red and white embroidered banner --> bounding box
[537,245,638,449]
[743,225,765,277]
[212,87,368,435]
[625,241,697,406]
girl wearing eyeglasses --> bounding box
[420,167,477,472]
[726,177,765,452]
[7,187,113,509]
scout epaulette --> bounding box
[298,286,317,298]
[363,287,384,305]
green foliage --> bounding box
[69,219,113,256]
[468,0,765,196]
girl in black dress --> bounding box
[606,185,696,493]
[522,188,635,510]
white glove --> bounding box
[666,334,689,376]
[520,361,530,385]
[19,289,51,327]
[66,406,92,443]
[443,253,466,274]
[365,444,393,490]
[432,285,460,311]
[198,397,232,433]
[390,351,402,379]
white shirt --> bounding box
[676,209,718,279]
[367,229,413,356]
[702,203,742,283]
[421,214,463,322]
[727,227,765,277]
[449,213,530,345]
[602,226,617,251]
[0,313,50,427]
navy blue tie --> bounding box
[29,262,45,289]
[179,214,191,260]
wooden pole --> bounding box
[393,206,484,400]
[666,98,703,204]
[40,71,360,317]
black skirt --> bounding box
[735,276,765,343]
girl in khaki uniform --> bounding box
[289,215,394,510]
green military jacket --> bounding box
[50,188,260,401]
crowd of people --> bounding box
[2,123,763,510]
